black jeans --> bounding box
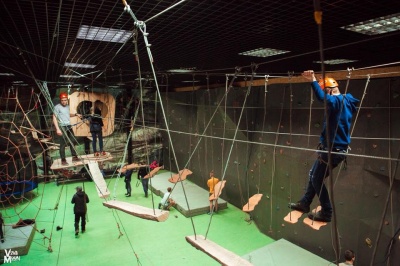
[59,126,77,160]
[74,212,86,231]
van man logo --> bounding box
[4,249,20,263]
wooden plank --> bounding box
[168,169,193,183]
[68,91,116,137]
[144,166,163,179]
[283,210,303,224]
[242,193,263,212]
[103,200,169,222]
[186,235,252,266]
[87,162,110,199]
[173,66,400,91]
[303,206,328,230]
[209,180,226,200]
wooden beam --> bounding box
[186,235,252,266]
[103,200,169,222]
[171,66,400,91]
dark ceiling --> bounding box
[1,0,400,90]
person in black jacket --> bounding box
[71,186,89,236]
[89,107,105,157]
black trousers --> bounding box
[74,212,86,231]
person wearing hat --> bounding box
[53,92,82,166]
[288,70,359,222]
[71,186,89,236]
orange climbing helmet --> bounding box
[318,77,338,89]
[59,92,68,99]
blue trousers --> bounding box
[301,151,346,215]
[91,131,103,153]
[141,178,149,197]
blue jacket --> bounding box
[311,81,359,150]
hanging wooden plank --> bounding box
[283,210,304,224]
[87,162,110,199]
[144,166,163,179]
[186,235,252,266]
[168,169,192,183]
[103,200,169,222]
[209,180,226,200]
[242,194,263,212]
[303,206,328,230]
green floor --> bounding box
[1,177,274,266]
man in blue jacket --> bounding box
[289,70,359,222]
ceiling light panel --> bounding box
[341,13,400,35]
[313,59,358,65]
[64,62,96,68]
[239,48,290,58]
[77,25,133,43]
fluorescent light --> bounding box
[341,13,400,35]
[77,25,133,43]
[181,80,200,83]
[0,73,15,76]
[60,75,81,78]
[167,68,196,73]
[313,59,358,65]
[239,47,290,57]
[12,81,24,83]
[64,62,96,68]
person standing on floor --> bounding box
[71,186,89,236]
[288,70,359,222]
[137,164,150,198]
[123,169,133,197]
[53,92,82,166]
[207,171,219,215]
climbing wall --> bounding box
[159,76,400,265]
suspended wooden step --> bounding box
[144,166,163,179]
[168,168,192,183]
[209,180,226,200]
[186,235,252,266]
[88,162,110,199]
[103,200,169,222]
[242,194,263,212]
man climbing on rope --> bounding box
[71,186,89,236]
[288,70,359,222]
[53,92,82,166]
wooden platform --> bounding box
[103,200,169,222]
[50,152,113,170]
[186,235,252,266]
